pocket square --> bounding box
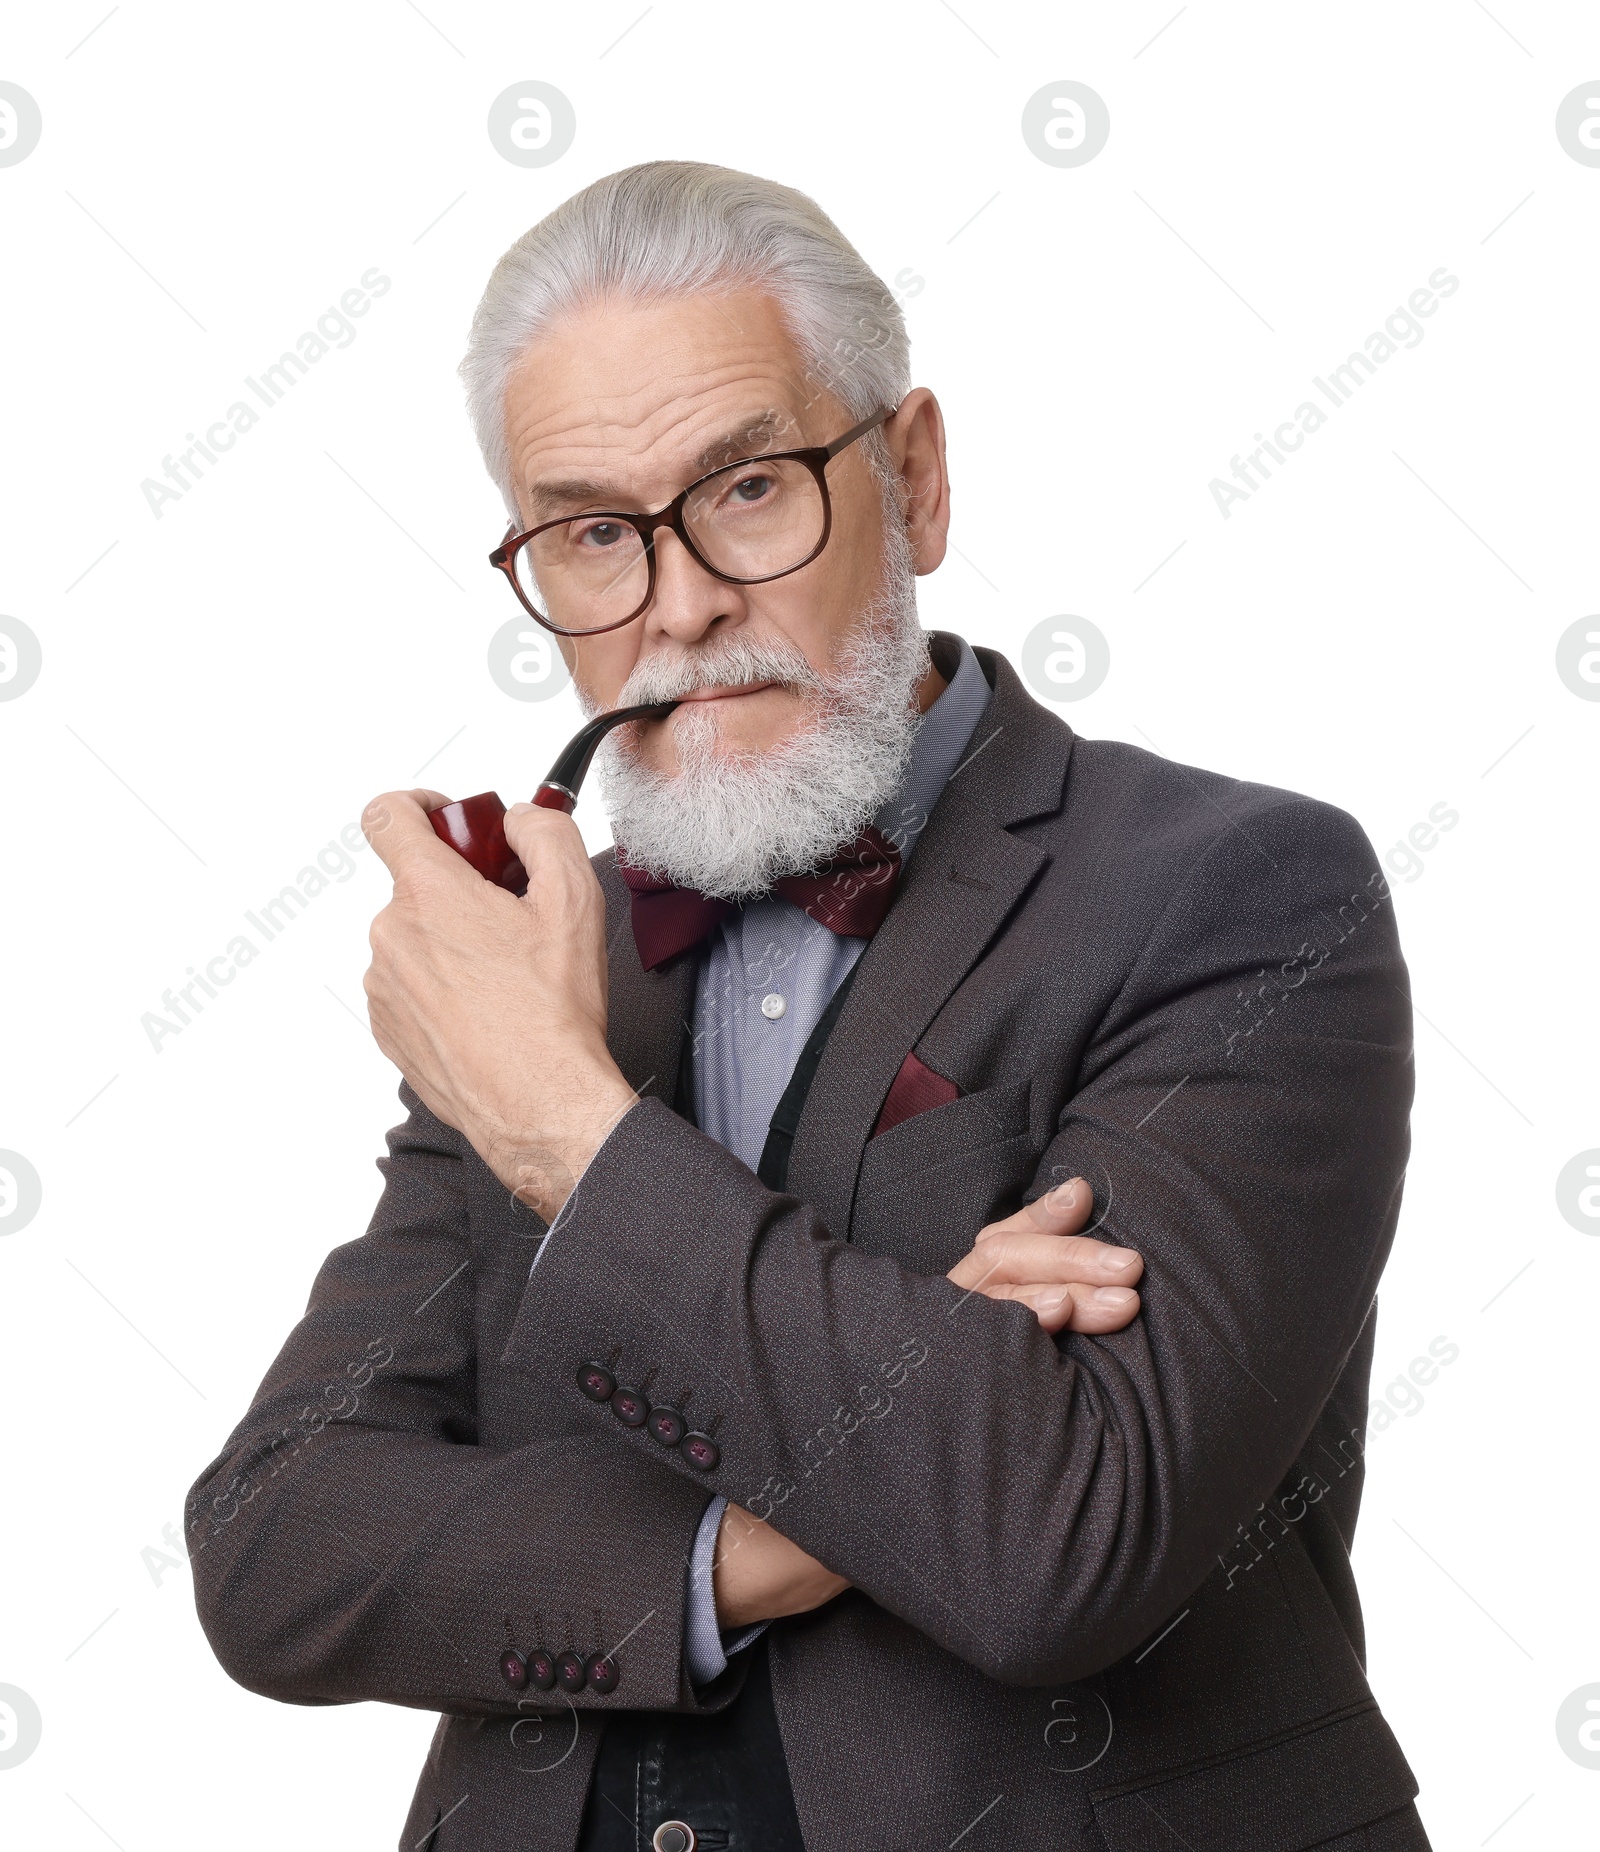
[872,1049,960,1138]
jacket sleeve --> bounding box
[508,797,1413,1687]
[185,1084,715,1717]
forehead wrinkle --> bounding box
[501,285,830,503]
[525,416,796,520]
[690,408,795,473]
[515,363,796,458]
[512,376,814,517]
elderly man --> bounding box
[188,162,1430,1852]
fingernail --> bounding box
[1041,1290,1070,1313]
[1103,1248,1139,1270]
[507,802,532,816]
[1048,1178,1084,1206]
[1092,1286,1135,1307]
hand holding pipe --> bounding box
[428,701,679,896]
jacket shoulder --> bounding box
[1052,733,1373,872]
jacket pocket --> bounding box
[1089,1704,1420,1852]
[859,1075,1032,1174]
[849,1079,1037,1269]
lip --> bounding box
[672,679,778,705]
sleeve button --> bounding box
[610,1387,649,1428]
[585,1653,620,1693]
[577,1362,616,1402]
[526,1648,557,1691]
[646,1406,685,1447]
[682,1432,720,1472]
[498,1648,528,1689]
[555,1651,587,1693]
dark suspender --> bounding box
[581,962,863,1852]
[757,960,862,1191]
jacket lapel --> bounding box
[785,650,1074,1240]
[593,647,1074,1239]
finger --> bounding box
[1000,1228,1143,1284]
[501,799,588,872]
[360,788,457,879]
[975,1176,1099,1245]
[949,1229,1142,1292]
[975,1280,1140,1335]
[1052,1233,1143,1283]
[1061,1281,1141,1334]
[502,802,606,921]
[1022,1176,1096,1235]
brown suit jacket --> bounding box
[188,646,1428,1852]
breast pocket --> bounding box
[849,1076,1037,1272]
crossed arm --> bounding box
[712,1176,1144,1628]
[184,1094,1144,1711]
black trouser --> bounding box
[576,1637,805,1852]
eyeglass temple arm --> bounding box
[822,404,896,460]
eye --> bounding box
[726,471,775,505]
[571,517,631,549]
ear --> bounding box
[884,388,950,576]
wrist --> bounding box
[713,1502,850,1628]
[467,1041,638,1219]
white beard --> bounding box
[594,527,930,901]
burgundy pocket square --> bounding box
[872,1050,960,1138]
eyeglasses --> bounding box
[489,406,896,637]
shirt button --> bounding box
[760,993,786,1020]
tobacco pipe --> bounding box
[428,700,679,896]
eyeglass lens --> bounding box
[512,455,827,634]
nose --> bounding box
[640,524,747,648]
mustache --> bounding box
[617,634,830,707]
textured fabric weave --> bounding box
[188,644,1430,1852]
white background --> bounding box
[2,3,1597,1847]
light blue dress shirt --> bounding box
[681,634,993,1682]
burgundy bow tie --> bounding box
[617,827,903,972]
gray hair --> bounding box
[459,160,911,522]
